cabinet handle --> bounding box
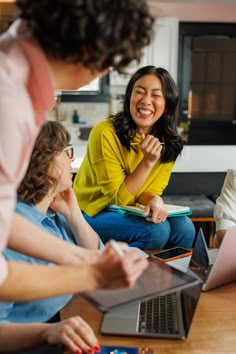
[187,89,192,119]
[182,89,193,118]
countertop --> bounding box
[72,143,236,173]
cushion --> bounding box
[162,194,215,218]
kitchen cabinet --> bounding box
[110,17,179,86]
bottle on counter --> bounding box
[72,109,80,124]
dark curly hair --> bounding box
[15,0,154,74]
[112,65,184,162]
[18,121,70,204]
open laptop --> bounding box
[188,225,236,291]
[81,257,201,312]
[100,279,201,339]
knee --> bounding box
[168,217,195,248]
[142,222,171,250]
[179,217,196,247]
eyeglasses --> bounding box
[63,145,74,159]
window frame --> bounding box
[59,75,110,103]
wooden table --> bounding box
[61,281,236,354]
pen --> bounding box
[109,239,124,257]
[132,142,165,145]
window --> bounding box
[59,75,110,103]
[178,22,236,145]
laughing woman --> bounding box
[73,66,195,250]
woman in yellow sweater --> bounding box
[73,66,195,249]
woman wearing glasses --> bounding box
[0,121,106,353]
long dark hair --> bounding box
[18,121,70,204]
[113,66,183,162]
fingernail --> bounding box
[94,343,101,351]
[88,350,94,354]
[76,350,82,354]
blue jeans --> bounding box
[83,211,195,249]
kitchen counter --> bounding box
[71,143,236,173]
[71,142,87,173]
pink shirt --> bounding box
[0,20,55,284]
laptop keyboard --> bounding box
[138,293,180,335]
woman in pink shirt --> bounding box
[0,0,153,351]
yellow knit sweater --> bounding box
[73,119,174,216]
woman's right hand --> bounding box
[42,316,100,354]
[141,134,163,165]
[91,242,148,289]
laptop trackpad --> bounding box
[101,302,139,334]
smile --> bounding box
[138,108,153,118]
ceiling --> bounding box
[0,1,235,23]
[148,0,236,22]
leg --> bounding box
[165,216,196,248]
[83,210,171,249]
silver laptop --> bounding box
[81,257,201,312]
[188,226,236,291]
[101,280,201,339]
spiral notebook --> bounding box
[106,204,192,218]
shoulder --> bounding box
[223,169,236,191]
[227,169,236,181]
[89,118,117,144]
[15,199,45,225]
[91,118,114,135]
[15,198,32,213]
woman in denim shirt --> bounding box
[0,121,103,353]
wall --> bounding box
[50,0,236,132]
[148,1,236,23]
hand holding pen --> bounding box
[109,239,125,257]
[91,240,148,289]
[139,134,164,164]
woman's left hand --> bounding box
[142,195,168,224]
[42,316,100,354]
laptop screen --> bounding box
[81,258,201,311]
[181,281,202,336]
[191,229,210,269]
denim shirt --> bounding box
[0,199,76,324]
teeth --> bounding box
[139,109,152,114]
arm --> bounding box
[138,191,168,224]
[124,134,163,195]
[9,213,100,264]
[74,122,173,214]
[50,188,99,249]
[214,170,236,246]
[123,135,168,223]
[215,229,227,247]
[0,243,148,302]
[0,317,99,354]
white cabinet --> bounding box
[110,17,179,86]
[149,18,179,82]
